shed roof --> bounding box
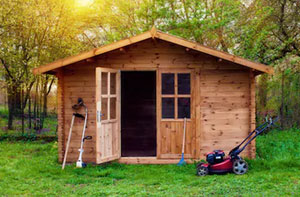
[33,27,274,74]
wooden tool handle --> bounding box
[181,117,187,154]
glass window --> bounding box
[100,71,118,121]
[178,73,190,94]
[101,98,108,120]
[161,72,192,120]
[162,73,174,94]
[101,72,108,95]
[110,73,116,94]
[162,98,175,118]
[110,97,116,119]
[178,98,190,118]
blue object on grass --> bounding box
[177,153,186,166]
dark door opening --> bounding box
[121,71,156,157]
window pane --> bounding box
[162,98,174,118]
[110,73,116,94]
[178,73,190,94]
[101,72,108,95]
[101,98,108,120]
[162,73,174,94]
[178,98,190,118]
[110,97,116,119]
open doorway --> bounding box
[121,71,156,157]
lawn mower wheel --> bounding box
[232,159,248,175]
[196,165,209,176]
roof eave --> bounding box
[33,30,153,75]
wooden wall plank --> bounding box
[56,70,65,162]
[199,69,251,159]
[195,68,202,159]
[249,70,256,158]
[62,65,97,163]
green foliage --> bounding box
[0,105,8,119]
[0,133,57,142]
[0,0,92,68]
[256,128,300,161]
[257,63,300,127]
[0,133,38,142]
[0,129,299,196]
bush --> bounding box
[255,128,300,170]
[0,133,57,142]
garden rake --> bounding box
[178,117,187,166]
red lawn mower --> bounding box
[196,117,278,176]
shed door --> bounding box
[96,68,120,164]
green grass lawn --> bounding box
[0,129,299,196]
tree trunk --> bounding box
[7,89,14,130]
[28,95,31,129]
[43,78,48,118]
[43,93,47,117]
[297,73,300,127]
[39,81,43,130]
[14,88,22,117]
[21,88,25,134]
[5,88,8,111]
[34,80,38,131]
[280,71,285,128]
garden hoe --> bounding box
[177,117,187,166]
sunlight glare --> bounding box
[76,0,94,7]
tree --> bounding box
[0,0,90,131]
[236,0,300,127]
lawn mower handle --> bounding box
[229,117,278,158]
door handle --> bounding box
[97,111,104,122]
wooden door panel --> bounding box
[98,122,119,159]
[157,69,196,159]
[159,121,194,159]
[96,68,120,164]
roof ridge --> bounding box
[33,28,273,75]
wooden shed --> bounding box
[33,27,273,164]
